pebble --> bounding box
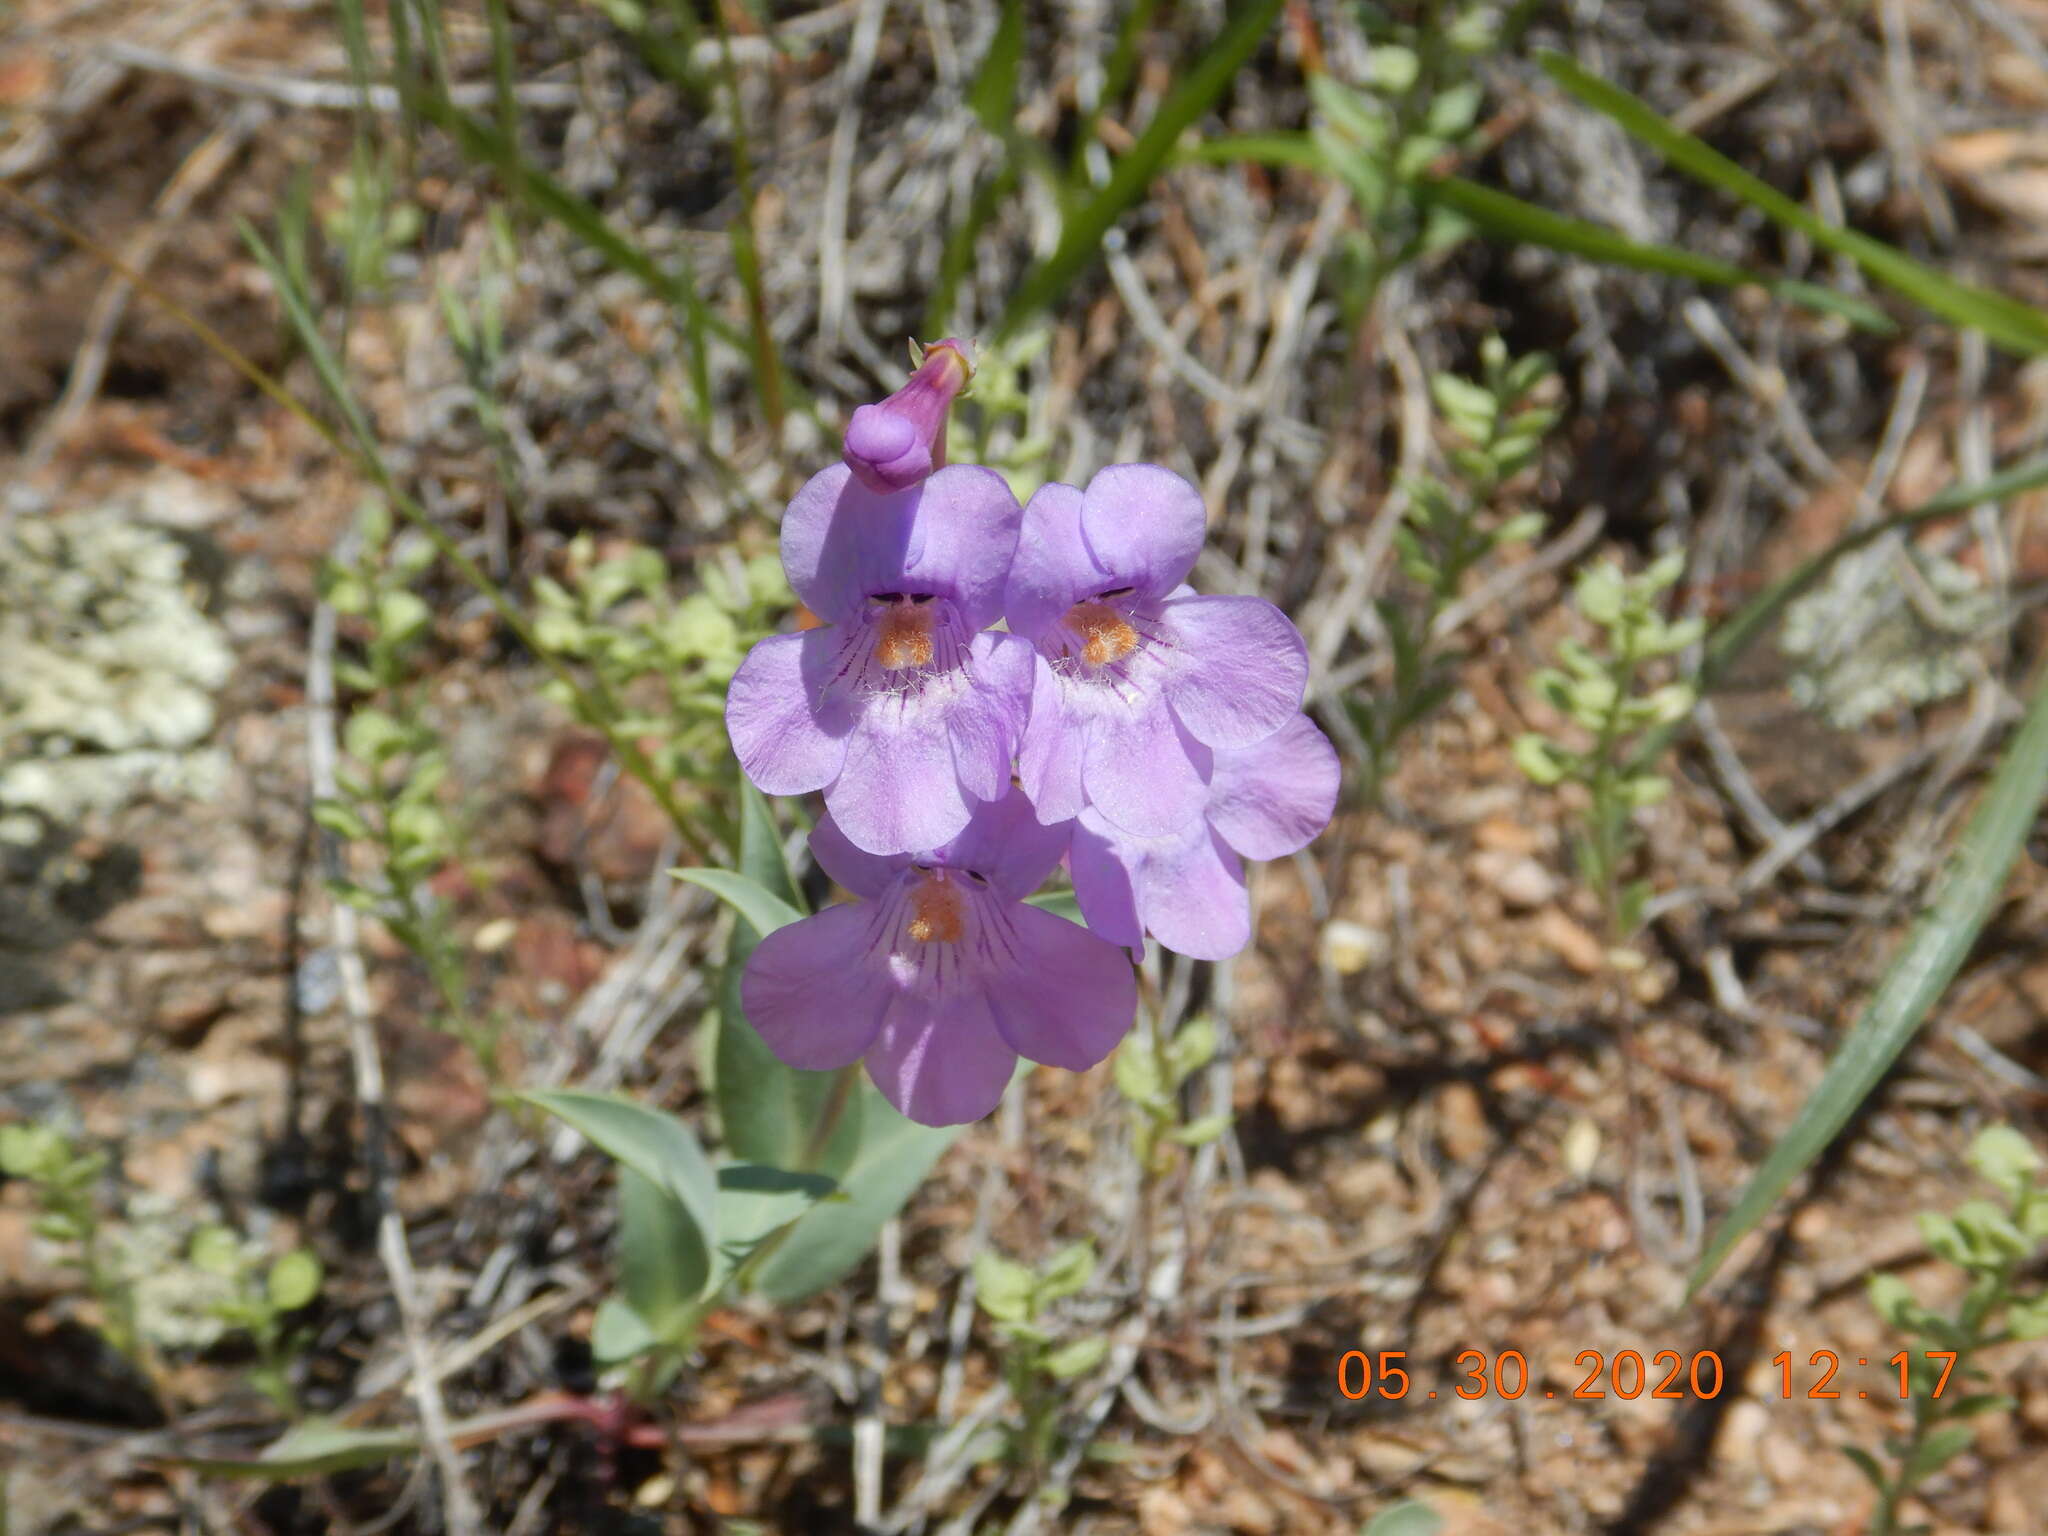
[1319,919,1389,974]
[1472,848,1557,908]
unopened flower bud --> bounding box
[842,338,973,493]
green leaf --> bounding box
[1361,1500,1445,1536]
[1037,1241,1096,1303]
[1114,1034,1165,1106]
[1537,52,2048,355]
[1840,1444,1887,1492]
[996,0,1286,338]
[174,1418,417,1478]
[1167,1112,1233,1147]
[189,1226,243,1278]
[974,1250,1037,1323]
[1164,1017,1217,1084]
[1512,733,1570,785]
[1423,176,1894,334]
[1043,1335,1110,1379]
[1902,1422,1977,1485]
[1025,888,1086,925]
[2006,1292,2048,1339]
[590,1294,661,1367]
[675,867,804,942]
[711,781,860,1173]
[1866,1272,1918,1329]
[266,1250,323,1312]
[1968,1125,2042,1203]
[1689,658,2048,1293]
[749,1081,967,1303]
[617,1165,710,1326]
[310,800,371,842]
[517,1090,718,1273]
[710,1162,838,1293]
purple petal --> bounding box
[1207,714,1340,860]
[1157,594,1309,748]
[726,631,852,796]
[899,466,1025,631]
[829,698,975,856]
[740,903,893,1069]
[867,987,1016,1125]
[1017,661,1088,826]
[987,904,1137,1069]
[1004,481,1111,641]
[1133,824,1249,961]
[945,632,1034,804]
[934,784,1071,900]
[1067,817,1144,950]
[1078,464,1205,601]
[1079,811,1248,961]
[1080,696,1211,838]
[779,465,918,625]
[809,813,908,899]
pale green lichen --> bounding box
[112,1193,243,1352]
[0,509,232,820]
[1780,547,1998,729]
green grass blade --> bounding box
[1538,51,2048,356]
[966,0,1024,137]
[1424,176,1895,335]
[237,220,380,459]
[1179,130,1331,173]
[412,92,740,356]
[1689,658,2048,1293]
[994,0,1285,339]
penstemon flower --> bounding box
[741,787,1138,1126]
[725,463,1033,856]
[1004,465,1311,837]
[841,338,972,493]
[1068,714,1338,960]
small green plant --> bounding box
[1349,337,1554,799]
[1514,551,1699,948]
[188,1227,325,1415]
[322,146,423,297]
[0,1123,138,1362]
[1851,1126,2048,1535]
[436,208,521,512]
[974,1241,1111,1476]
[1307,4,1506,329]
[532,532,786,846]
[944,332,1054,502]
[316,498,500,1076]
[1114,1015,1230,1174]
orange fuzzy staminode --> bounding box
[1067,601,1139,666]
[907,876,964,944]
[876,607,935,669]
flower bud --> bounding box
[841,338,972,493]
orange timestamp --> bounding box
[1336,1349,1960,1402]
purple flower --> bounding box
[1069,714,1338,961]
[842,338,973,493]
[726,463,1034,856]
[741,788,1139,1126]
[1004,465,1311,838]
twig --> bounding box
[816,0,889,358]
[20,106,258,480]
[97,40,581,111]
[307,588,483,1536]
